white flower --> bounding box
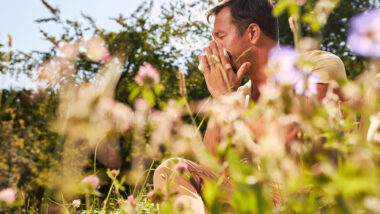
[83,36,111,63]
[367,113,380,142]
[72,199,81,208]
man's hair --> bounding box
[207,0,279,42]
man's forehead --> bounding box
[212,7,232,34]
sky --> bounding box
[0,0,145,52]
[0,0,207,90]
[0,0,147,89]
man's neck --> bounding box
[248,43,277,101]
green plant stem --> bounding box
[85,193,90,212]
[292,13,301,50]
[141,160,155,192]
[102,180,115,212]
[48,198,70,214]
[94,140,101,175]
[132,160,155,196]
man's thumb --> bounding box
[236,62,251,83]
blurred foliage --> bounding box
[0,0,379,213]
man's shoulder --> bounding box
[301,50,347,83]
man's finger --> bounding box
[201,55,210,75]
[217,44,234,72]
[210,41,220,62]
[205,48,216,72]
[236,62,251,83]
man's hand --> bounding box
[199,41,251,98]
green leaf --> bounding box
[142,89,155,105]
[128,87,141,102]
[153,84,164,95]
[273,1,289,16]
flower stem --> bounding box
[102,181,115,212]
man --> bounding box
[153,0,346,213]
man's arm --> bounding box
[203,123,220,156]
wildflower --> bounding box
[269,46,299,72]
[174,199,185,210]
[347,8,380,58]
[299,37,319,53]
[134,63,160,86]
[367,113,380,142]
[110,169,118,177]
[147,189,164,203]
[72,199,81,208]
[81,175,100,189]
[96,98,134,133]
[0,188,16,205]
[293,72,320,97]
[57,41,79,59]
[365,196,380,213]
[134,98,151,113]
[268,46,303,85]
[174,161,188,174]
[37,57,75,88]
[178,70,187,96]
[126,195,136,209]
[84,36,111,63]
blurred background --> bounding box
[1,0,380,213]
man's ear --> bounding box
[247,23,261,44]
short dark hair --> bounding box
[207,0,279,42]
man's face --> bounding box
[212,7,251,70]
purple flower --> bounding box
[269,46,303,85]
[81,175,100,189]
[293,72,320,97]
[347,8,380,58]
[174,161,188,173]
[0,188,16,205]
[134,63,160,86]
[274,68,304,86]
[269,46,299,71]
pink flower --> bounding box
[134,63,160,86]
[81,175,100,189]
[0,188,16,205]
[174,198,185,209]
[126,195,136,208]
[134,98,151,113]
[174,161,188,174]
[110,169,117,176]
[147,189,164,203]
[84,36,111,63]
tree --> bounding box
[278,0,380,78]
